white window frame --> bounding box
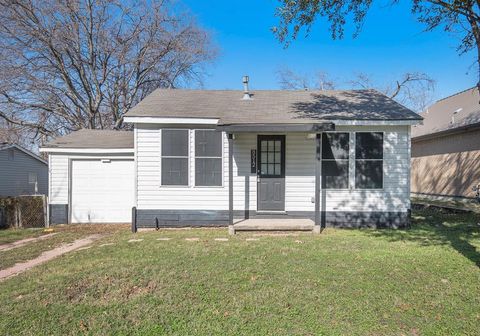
[193,129,224,188]
[354,131,385,190]
[160,128,190,188]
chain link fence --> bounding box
[0,195,48,229]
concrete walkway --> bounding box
[0,233,58,252]
[0,234,103,281]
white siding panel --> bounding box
[49,154,69,204]
[136,127,257,211]
[285,133,315,212]
[135,125,411,213]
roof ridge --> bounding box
[151,88,377,92]
[436,87,477,103]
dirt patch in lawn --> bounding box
[0,234,103,281]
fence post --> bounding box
[43,195,49,228]
[15,201,22,228]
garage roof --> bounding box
[42,129,133,150]
[125,89,422,123]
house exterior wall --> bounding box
[47,152,134,224]
[0,147,48,197]
[411,128,480,198]
[135,124,411,227]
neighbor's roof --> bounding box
[125,89,421,123]
[412,87,480,139]
[0,143,47,165]
[42,129,133,149]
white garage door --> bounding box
[71,159,134,223]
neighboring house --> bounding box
[41,79,421,230]
[411,87,480,200]
[0,143,48,197]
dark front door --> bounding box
[257,135,286,211]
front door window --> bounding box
[259,138,284,177]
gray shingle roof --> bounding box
[412,87,480,139]
[125,89,421,123]
[0,143,47,164]
[42,129,133,149]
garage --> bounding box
[71,159,134,223]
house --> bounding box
[0,143,48,197]
[411,87,480,200]
[41,78,421,231]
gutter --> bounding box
[412,121,480,142]
[39,147,134,154]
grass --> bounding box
[0,228,47,245]
[0,209,479,335]
[0,225,127,269]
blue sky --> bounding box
[182,0,476,101]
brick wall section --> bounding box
[411,128,480,198]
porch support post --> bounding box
[228,133,234,229]
[314,133,321,234]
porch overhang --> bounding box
[217,122,335,133]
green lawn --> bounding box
[0,228,46,245]
[0,209,479,335]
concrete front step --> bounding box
[230,218,315,234]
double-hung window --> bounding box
[161,129,189,186]
[355,132,383,189]
[195,130,222,186]
[321,133,350,189]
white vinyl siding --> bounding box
[136,124,410,213]
[137,126,234,210]
[49,154,69,204]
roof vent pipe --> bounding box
[451,108,462,124]
[242,75,251,100]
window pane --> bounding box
[195,158,222,186]
[355,160,383,189]
[195,130,222,157]
[274,152,280,163]
[261,141,267,150]
[322,133,349,160]
[356,132,383,159]
[261,164,267,174]
[268,152,274,163]
[274,164,281,175]
[268,164,274,175]
[162,129,188,157]
[322,160,349,189]
[261,152,268,164]
[162,158,188,185]
[274,141,281,151]
[268,141,274,151]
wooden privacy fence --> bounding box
[0,195,48,229]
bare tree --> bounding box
[276,67,336,90]
[349,72,436,112]
[273,0,480,97]
[277,67,435,112]
[0,121,29,147]
[0,0,216,144]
